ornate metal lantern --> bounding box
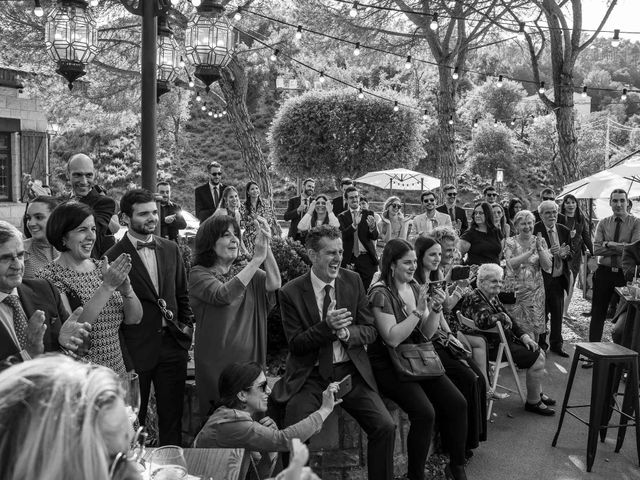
[44,0,99,89]
[156,16,180,100]
[184,0,235,92]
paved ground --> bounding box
[465,290,640,480]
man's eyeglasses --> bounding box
[446,192,458,197]
[0,251,29,265]
[486,193,498,198]
[209,172,222,176]
[542,197,554,201]
[422,199,435,203]
[390,204,402,209]
[157,299,174,322]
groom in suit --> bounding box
[338,185,379,289]
[271,225,395,480]
[106,189,194,446]
[0,221,88,369]
[194,161,228,222]
[534,200,573,357]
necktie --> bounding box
[137,241,156,250]
[449,207,455,221]
[319,285,334,380]
[548,228,563,277]
[213,186,220,207]
[352,211,360,257]
[3,295,28,349]
[613,217,623,267]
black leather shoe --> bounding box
[445,464,467,480]
[551,347,570,358]
[540,393,556,406]
[525,400,556,416]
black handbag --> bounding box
[386,328,445,381]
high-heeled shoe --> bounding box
[444,463,468,480]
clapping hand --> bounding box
[25,309,46,357]
[254,216,272,241]
[307,199,317,213]
[326,201,333,214]
[252,229,269,264]
[58,306,91,352]
[559,243,570,258]
[366,215,376,231]
[325,299,353,330]
[102,254,133,292]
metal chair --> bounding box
[457,311,526,420]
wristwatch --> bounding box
[337,327,349,341]
[411,309,424,319]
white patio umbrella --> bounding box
[354,168,440,192]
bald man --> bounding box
[66,154,118,258]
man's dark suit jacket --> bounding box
[0,278,67,366]
[78,187,116,258]
[195,182,227,223]
[533,221,573,293]
[436,204,469,234]
[332,196,346,216]
[338,209,379,267]
[271,269,379,403]
[160,202,187,242]
[106,235,193,372]
[283,196,308,240]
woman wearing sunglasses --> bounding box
[0,355,142,480]
[378,196,413,245]
[194,361,339,480]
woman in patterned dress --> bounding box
[38,201,142,376]
[22,195,59,279]
[241,181,278,255]
[502,210,552,341]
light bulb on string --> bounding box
[473,119,478,127]
[208,111,213,117]
[423,109,428,121]
[233,8,242,21]
[295,25,303,40]
[89,0,99,6]
[448,115,454,125]
[195,92,201,102]
[452,67,459,80]
[350,1,358,17]
[358,88,364,99]
[393,101,399,112]
[170,0,179,5]
[582,85,588,97]
[270,49,279,61]
[222,110,227,115]
[622,88,628,101]
[538,81,545,94]
[188,76,195,88]
[404,55,412,70]
[612,29,621,47]
[191,0,201,5]
[201,102,207,111]
[33,0,44,16]
[319,72,326,83]
[511,118,516,126]
[497,75,503,87]
[517,22,525,40]
[179,56,185,68]
[430,12,438,30]
[353,42,361,56]
[494,119,498,126]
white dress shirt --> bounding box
[310,270,349,363]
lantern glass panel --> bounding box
[185,13,234,68]
[45,3,98,65]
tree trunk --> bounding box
[219,59,281,234]
[554,80,580,184]
[437,68,457,186]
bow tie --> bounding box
[137,241,156,250]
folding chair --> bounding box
[456,311,526,420]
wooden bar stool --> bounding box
[552,342,640,472]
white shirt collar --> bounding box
[310,269,336,294]
[0,288,18,303]
[127,231,154,246]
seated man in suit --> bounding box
[459,263,555,416]
[338,186,379,289]
[533,200,573,357]
[271,225,395,480]
[436,184,469,234]
[0,221,89,369]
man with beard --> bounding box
[106,189,193,445]
[195,161,228,222]
[284,178,316,243]
[413,190,452,238]
[157,181,187,243]
[66,154,118,258]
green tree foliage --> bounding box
[467,121,515,180]
[459,78,527,126]
[268,88,425,180]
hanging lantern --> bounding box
[156,16,181,101]
[184,0,235,92]
[44,0,99,90]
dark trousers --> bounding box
[372,358,467,480]
[284,363,395,480]
[544,276,565,349]
[589,266,626,342]
[435,344,487,449]
[353,253,378,290]
[138,335,188,446]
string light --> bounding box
[188,76,195,88]
[270,49,279,61]
[89,0,99,6]
[349,1,358,17]
[404,55,412,69]
[195,91,201,102]
[423,109,428,121]
[494,118,498,126]
[612,29,621,47]
[208,111,213,116]
[319,72,326,83]
[429,12,438,30]
[452,67,459,80]
[295,25,303,40]
[353,42,361,56]
[538,81,545,94]
[222,110,227,115]
[33,0,43,17]
[497,74,503,87]
[191,0,201,6]
[511,118,516,126]
[393,101,399,112]
[201,102,207,111]
[170,0,179,5]
[179,56,185,68]
[622,88,628,101]
[582,85,588,97]
[448,115,454,125]
[234,7,242,21]
[358,88,364,99]
[518,22,525,39]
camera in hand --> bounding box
[450,265,471,281]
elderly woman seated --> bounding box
[458,263,556,416]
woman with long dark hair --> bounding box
[195,361,338,480]
[560,194,594,320]
[368,239,468,480]
[296,194,340,242]
[189,216,281,418]
[458,202,502,266]
[242,181,278,255]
